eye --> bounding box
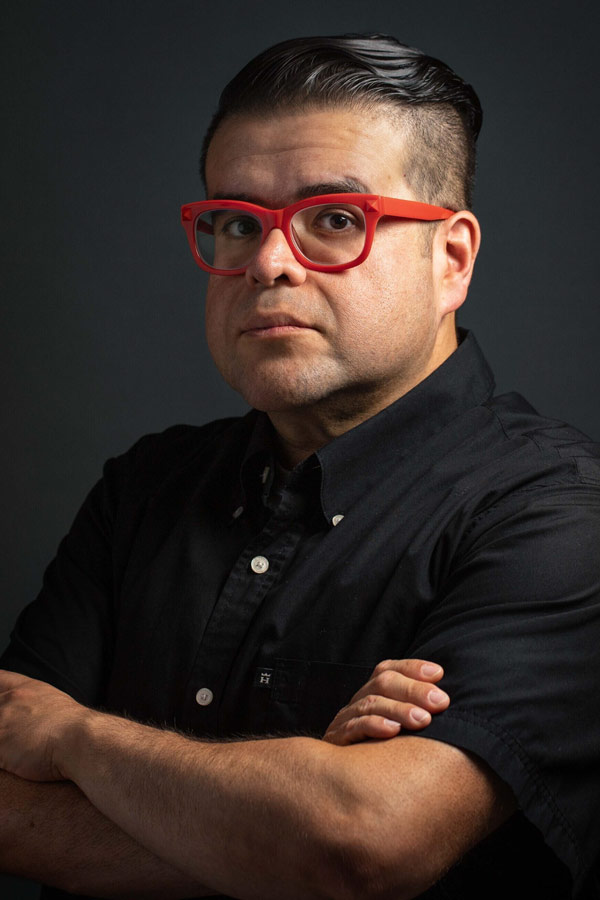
[312,208,360,232]
[217,215,261,239]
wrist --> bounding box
[56,706,105,781]
[59,709,170,791]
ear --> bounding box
[432,211,481,317]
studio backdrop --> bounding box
[2,2,599,896]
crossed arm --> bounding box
[0,663,514,900]
[5,660,443,899]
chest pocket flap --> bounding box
[266,658,373,735]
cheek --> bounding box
[334,266,403,331]
[204,296,217,347]
[204,290,230,367]
[334,260,436,356]
[205,274,233,334]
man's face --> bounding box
[203,106,451,421]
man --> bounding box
[1,33,599,900]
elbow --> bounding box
[282,740,446,900]
[313,811,427,900]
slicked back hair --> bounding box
[200,34,483,211]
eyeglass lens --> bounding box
[195,203,367,269]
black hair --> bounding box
[200,34,482,210]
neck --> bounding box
[270,406,373,469]
[269,323,459,468]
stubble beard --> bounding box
[225,347,423,426]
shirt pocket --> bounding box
[265,658,374,736]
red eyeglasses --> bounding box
[181,193,454,275]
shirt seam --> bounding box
[486,406,591,486]
[436,708,583,873]
[458,478,584,547]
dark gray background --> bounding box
[2,1,599,895]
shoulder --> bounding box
[101,415,255,498]
[449,395,600,570]
[484,391,600,479]
[445,392,600,523]
[120,416,250,465]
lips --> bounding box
[240,312,314,334]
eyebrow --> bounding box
[296,178,371,199]
[210,177,372,206]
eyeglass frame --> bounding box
[180,193,455,275]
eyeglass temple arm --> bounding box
[378,197,454,220]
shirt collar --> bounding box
[316,329,495,521]
[237,329,495,524]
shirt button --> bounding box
[250,555,270,574]
[332,514,344,526]
[195,687,213,706]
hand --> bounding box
[0,669,87,782]
[323,658,450,746]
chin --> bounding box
[219,359,326,412]
[230,365,336,413]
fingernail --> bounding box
[410,708,431,724]
[428,689,449,705]
[421,663,442,677]
[383,719,402,729]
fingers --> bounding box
[324,714,402,746]
[356,691,449,725]
[323,688,449,746]
[370,658,444,682]
[349,668,449,714]
[323,658,450,746]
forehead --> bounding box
[204,106,413,206]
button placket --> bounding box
[184,504,303,731]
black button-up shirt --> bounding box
[3,330,600,899]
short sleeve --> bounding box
[405,482,600,896]
[0,454,128,705]
[0,422,232,706]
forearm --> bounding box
[0,769,212,898]
[63,713,364,900]
[0,672,514,900]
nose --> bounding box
[244,228,307,287]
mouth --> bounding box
[240,313,316,337]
